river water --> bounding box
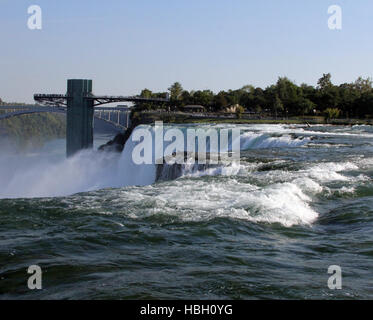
[1,124,373,299]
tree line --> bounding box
[135,74,373,119]
[0,98,34,107]
[0,113,66,149]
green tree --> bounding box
[168,82,183,101]
[253,87,266,112]
[180,90,192,106]
[316,74,341,112]
[241,85,255,94]
[300,83,317,102]
[192,90,214,107]
[213,91,228,111]
[356,91,373,118]
[354,77,372,93]
[338,83,360,118]
[276,77,299,115]
[273,95,284,119]
[235,105,245,119]
[324,108,341,123]
[317,73,332,91]
[140,89,153,98]
[298,98,316,117]
[226,89,241,105]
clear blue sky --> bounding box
[1,0,372,103]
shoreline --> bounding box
[185,118,373,125]
[132,112,373,126]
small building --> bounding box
[181,105,205,113]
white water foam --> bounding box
[305,162,359,182]
[181,161,250,178]
[239,131,310,150]
[0,123,370,231]
[104,178,319,227]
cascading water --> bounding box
[2,123,373,299]
[0,123,369,198]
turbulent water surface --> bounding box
[1,124,373,299]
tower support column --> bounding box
[66,79,94,157]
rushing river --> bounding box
[1,124,373,299]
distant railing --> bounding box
[33,93,169,107]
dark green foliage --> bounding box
[235,105,245,119]
[168,82,183,101]
[214,91,229,111]
[134,74,372,118]
[324,108,341,123]
[0,113,66,149]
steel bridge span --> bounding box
[0,105,132,130]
